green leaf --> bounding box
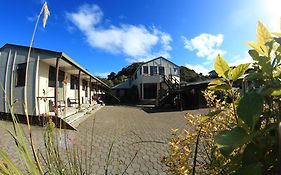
[248,49,259,61]
[237,92,264,128]
[242,143,261,165]
[273,37,281,45]
[214,54,230,78]
[271,88,281,96]
[258,57,273,76]
[246,41,264,55]
[273,66,281,78]
[231,63,250,81]
[208,79,226,86]
[236,163,262,175]
[215,127,248,156]
[257,21,271,45]
[208,79,231,91]
[272,32,281,37]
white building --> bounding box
[112,57,180,104]
[0,44,109,127]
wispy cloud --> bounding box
[66,4,172,62]
[185,64,210,75]
[27,14,37,22]
[230,51,253,67]
[182,33,225,60]
[94,72,110,78]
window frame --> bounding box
[143,66,148,74]
[48,66,65,88]
[174,68,179,75]
[82,80,87,91]
[150,66,157,75]
[15,63,27,87]
[159,66,165,75]
[70,75,78,90]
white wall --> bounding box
[131,57,180,100]
[0,46,39,115]
[37,63,94,115]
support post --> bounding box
[78,70,81,106]
[54,57,60,117]
[89,77,92,104]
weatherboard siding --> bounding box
[0,46,38,116]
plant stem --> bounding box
[228,83,238,125]
[192,126,202,175]
[24,3,45,175]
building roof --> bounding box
[142,56,179,67]
[185,79,214,86]
[1,43,109,89]
[133,56,179,76]
[111,79,131,89]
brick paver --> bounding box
[0,106,207,174]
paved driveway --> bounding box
[0,106,207,175]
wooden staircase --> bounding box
[158,75,183,109]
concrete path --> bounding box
[0,106,207,174]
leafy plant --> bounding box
[163,21,281,174]
[213,21,280,174]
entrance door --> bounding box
[143,83,157,99]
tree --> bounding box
[116,62,143,77]
[180,66,209,82]
[107,72,116,80]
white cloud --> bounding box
[66,4,172,62]
[94,72,110,78]
[185,64,210,75]
[182,33,226,60]
[230,51,253,66]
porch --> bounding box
[49,103,103,129]
[37,53,109,129]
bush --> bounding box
[162,22,281,174]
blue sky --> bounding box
[0,0,279,77]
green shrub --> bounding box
[163,21,281,174]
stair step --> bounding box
[62,104,103,129]
[64,111,85,124]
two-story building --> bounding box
[112,57,180,104]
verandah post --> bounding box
[54,56,60,117]
[89,76,92,104]
[78,70,81,107]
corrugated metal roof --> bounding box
[1,43,109,89]
[111,79,131,89]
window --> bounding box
[48,66,65,87]
[150,66,157,75]
[70,75,78,89]
[159,66,165,75]
[174,68,179,75]
[134,73,137,79]
[16,63,26,87]
[139,67,142,75]
[90,83,95,91]
[143,66,148,74]
[82,80,87,90]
